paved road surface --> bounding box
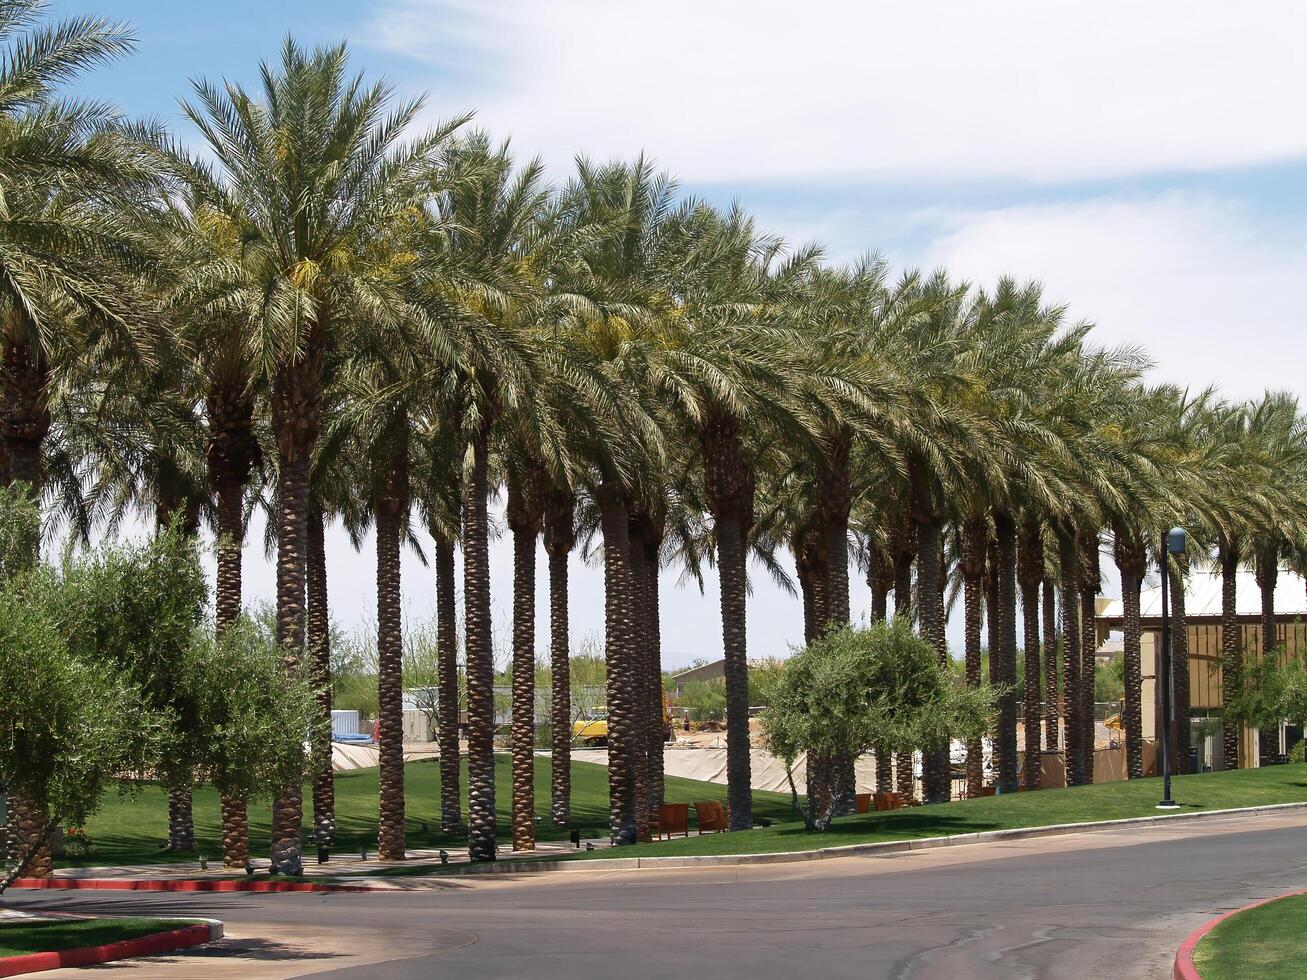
[7,810,1306,979]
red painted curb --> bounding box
[1173,889,1306,980]
[0,920,221,977]
[12,877,376,894]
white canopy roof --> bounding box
[1099,567,1307,621]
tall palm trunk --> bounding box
[818,446,855,813]
[597,482,638,844]
[543,489,575,828]
[1042,579,1059,752]
[307,508,334,854]
[1078,532,1099,784]
[1256,546,1278,655]
[463,427,497,860]
[639,518,666,819]
[207,379,258,869]
[1115,530,1145,779]
[1018,521,1043,790]
[269,336,323,877]
[375,446,409,862]
[961,518,987,797]
[1219,543,1241,769]
[702,414,755,830]
[2,336,51,876]
[893,525,914,620]
[868,545,891,622]
[916,511,949,803]
[891,524,916,800]
[992,513,1019,795]
[1171,555,1190,772]
[625,511,651,840]
[434,530,461,833]
[1059,534,1084,785]
[507,474,542,852]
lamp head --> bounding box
[1166,527,1187,555]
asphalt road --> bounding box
[7,810,1307,979]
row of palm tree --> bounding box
[4,5,1307,871]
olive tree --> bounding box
[764,620,995,830]
[0,571,165,889]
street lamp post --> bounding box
[1157,526,1187,810]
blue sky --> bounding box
[55,0,1307,665]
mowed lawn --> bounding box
[74,757,795,867]
[571,763,1307,859]
[0,918,198,957]
[1193,892,1307,980]
[74,760,1307,868]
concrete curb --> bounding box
[13,877,375,894]
[0,917,222,977]
[384,799,1307,878]
[1173,890,1305,980]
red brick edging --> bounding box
[0,918,222,977]
[12,877,376,894]
[1173,890,1306,980]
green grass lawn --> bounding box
[0,918,198,957]
[1192,892,1307,980]
[74,760,1307,870]
[74,757,795,867]
[568,763,1307,860]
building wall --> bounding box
[1150,621,1307,712]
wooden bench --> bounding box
[694,800,728,833]
[657,803,690,839]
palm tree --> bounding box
[506,462,544,851]
[172,39,466,872]
[542,482,576,827]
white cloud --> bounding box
[363,0,1307,184]
[914,192,1307,401]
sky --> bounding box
[52,0,1307,667]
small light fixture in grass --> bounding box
[199,855,208,871]
[585,842,595,852]
[569,829,581,849]
[317,846,329,865]
[360,842,369,861]
[244,862,256,877]
[439,850,449,865]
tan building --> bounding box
[1097,567,1307,770]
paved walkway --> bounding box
[9,809,1306,978]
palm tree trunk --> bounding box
[962,518,986,797]
[625,512,651,840]
[874,748,893,792]
[208,381,258,868]
[641,524,666,819]
[166,789,196,853]
[1220,543,1242,769]
[376,500,406,862]
[1116,532,1145,780]
[220,796,249,870]
[893,524,914,620]
[868,546,890,622]
[10,797,52,880]
[307,507,334,854]
[993,513,1019,795]
[1171,555,1191,772]
[716,509,754,828]
[1256,546,1278,654]
[543,490,575,829]
[463,429,496,861]
[1059,535,1083,785]
[597,482,638,845]
[916,513,950,803]
[1018,522,1042,791]
[1079,533,1100,784]
[702,415,755,831]
[434,531,461,834]
[1042,579,1059,752]
[270,449,310,876]
[507,475,541,852]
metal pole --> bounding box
[1158,531,1177,808]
